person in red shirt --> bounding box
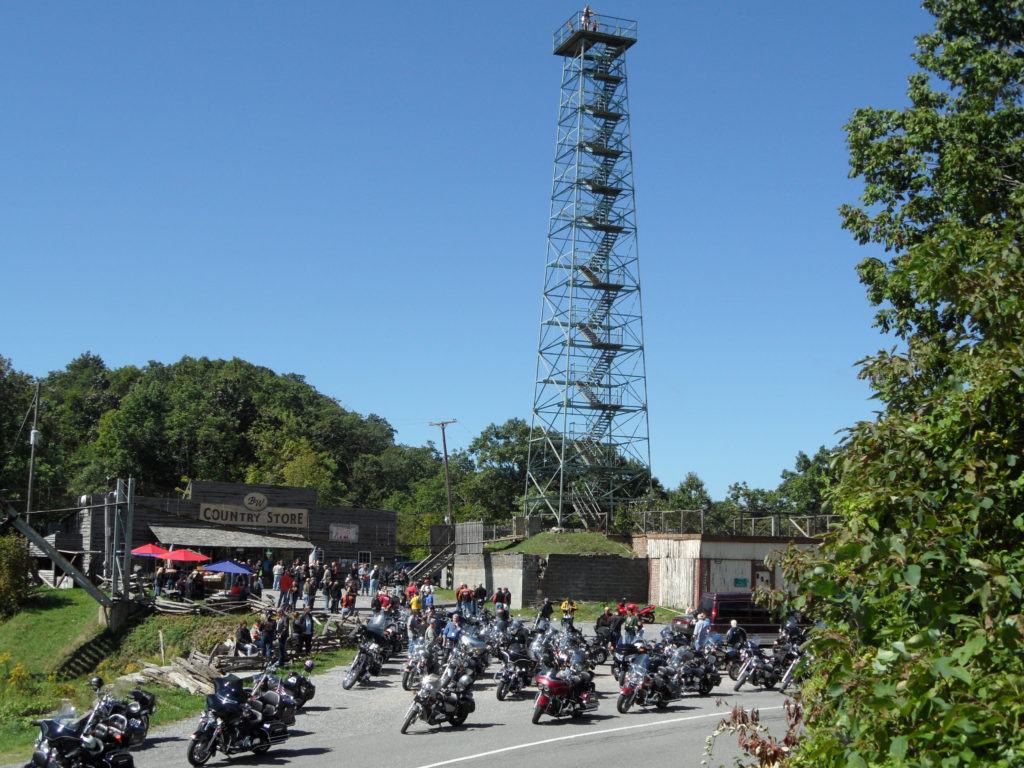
[277,571,293,608]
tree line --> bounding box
[0,353,832,555]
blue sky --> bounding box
[1,2,932,500]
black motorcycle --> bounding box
[342,621,388,689]
[616,650,680,712]
[26,698,135,768]
[493,642,537,700]
[187,676,288,766]
[246,668,299,726]
[400,672,475,733]
[277,660,316,707]
[732,639,781,691]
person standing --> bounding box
[277,569,293,608]
[501,587,512,610]
[261,613,276,659]
[295,607,315,656]
[368,564,380,598]
[692,612,711,650]
[275,611,291,665]
[272,561,284,591]
[329,577,343,614]
[302,577,315,608]
[560,597,578,630]
[623,605,640,645]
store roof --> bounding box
[149,525,311,551]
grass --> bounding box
[0,588,357,764]
[0,589,104,675]
[498,531,634,557]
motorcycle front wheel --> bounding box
[400,704,418,735]
[496,680,509,701]
[402,669,416,691]
[531,702,544,724]
[616,691,635,714]
[733,671,748,692]
[186,733,215,766]
[728,662,742,681]
[342,657,363,690]
[698,678,713,696]
[592,648,608,666]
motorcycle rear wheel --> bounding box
[616,692,635,714]
[186,734,215,766]
[698,679,713,696]
[400,705,418,735]
[531,703,544,724]
[449,704,468,727]
[251,731,271,755]
[592,648,608,666]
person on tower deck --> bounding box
[581,4,597,31]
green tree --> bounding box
[664,472,713,510]
[0,532,32,618]
[775,446,836,517]
[782,3,1024,766]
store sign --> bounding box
[329,523,359,542]
[198,503,307,529]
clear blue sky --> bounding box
[1,2,932,500]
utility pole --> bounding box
[430,420,457,525]
[26,382,40,516]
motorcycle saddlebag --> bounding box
[131,689,157,711]
[264,722,288,745]
[104,751,135,768]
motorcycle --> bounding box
[399,672,475,733]
[667,644,720,696]
[342,616,389,689]
[493,642,537,700]
[778,642,811,692]
[531,648,599,724]
[402,639,442,691]
[616,650,680,712]
[732,639,781,692]
[25,699,134,768]
[247,668,300,726]
[186,676,288,766]
[277,660,316,707]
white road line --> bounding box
[412,706,787,768]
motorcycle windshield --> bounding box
[363,614,389,639]
[629,652,651,673]
[213,676,245,703]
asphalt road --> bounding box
[131,634,792,768]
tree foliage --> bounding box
[781,3,1024,766]
[0,532,32,618]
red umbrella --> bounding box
[131,543,172,558]
[163,548,210,562]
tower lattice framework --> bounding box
[525,12,650,529]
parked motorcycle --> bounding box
[493,642,537,700]
[342,616,389,689]
[403,639,442,691]
[186,676,288,766]
[277,660,316,707]
[531,648,599,724]
[616,650,679,712]
[25,698,134,768]
[732,639,781,692]
[247,668,299,726]
[399,673,475,733]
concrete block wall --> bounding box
[539,554,648,606]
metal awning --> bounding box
[149,525,310,551]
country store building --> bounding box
[31,481,397,582]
